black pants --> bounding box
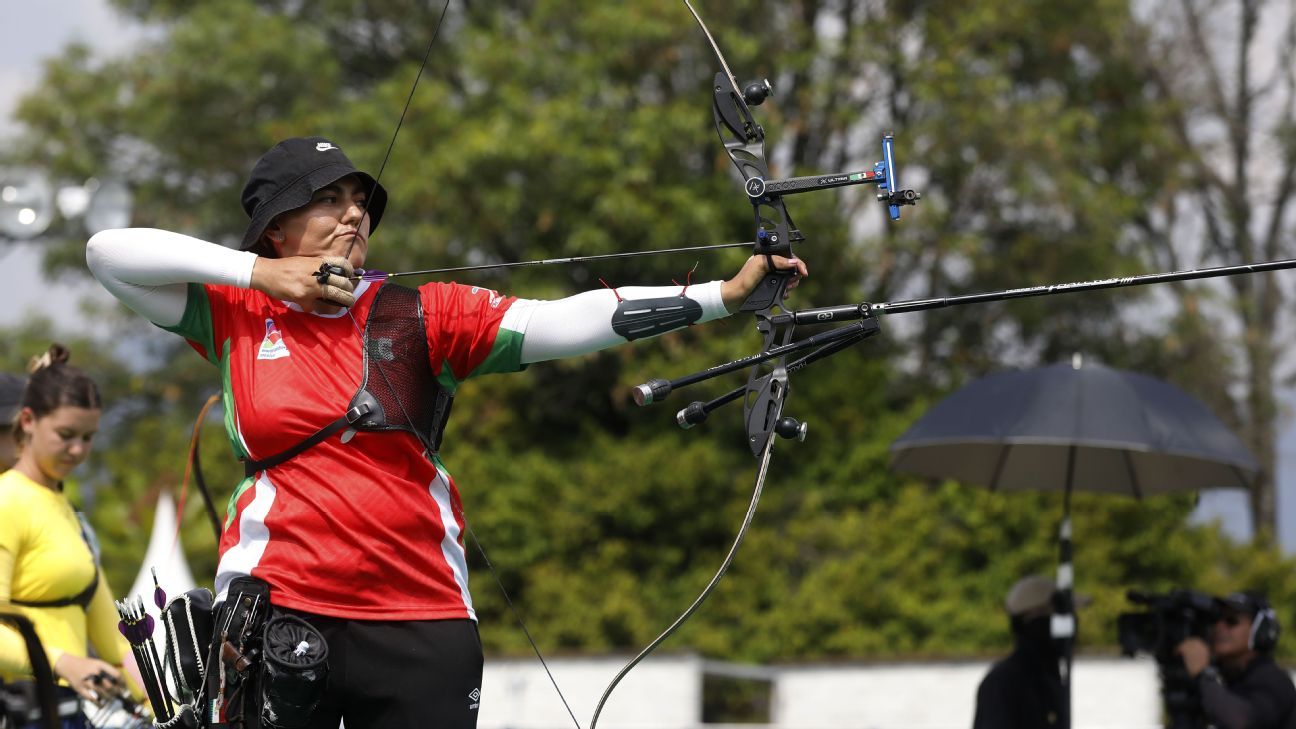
[280,611,483,729]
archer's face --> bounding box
[268,174,372,270]
[17,405,100,486]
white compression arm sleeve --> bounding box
[516,282,729,364]
[87,228,731,360]
[86,228,258,327]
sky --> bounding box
[0,1,144,329]
[2,1,1292,550]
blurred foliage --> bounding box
[4,0,1295,667]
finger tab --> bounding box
[323,286,356,307]
[326,274,356,292]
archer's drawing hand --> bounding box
[251,255,357,312]
[721,254,808,310]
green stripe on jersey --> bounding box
[436,327,527,391]
[225,476,255,530]
[218,339,250,461]
[159,283,218,365]
[158,286,249,462]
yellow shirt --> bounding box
[0,469,129,680]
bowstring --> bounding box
[335,2,581,725]
[343,0,451,265]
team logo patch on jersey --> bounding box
[470,286,504,309]
[258,318,291,360]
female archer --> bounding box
[86,136,806,729]
[0,345,142,728]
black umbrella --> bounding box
[889,356,1257,728]
[889,358,1256,495]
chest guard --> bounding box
[243,283,453,476]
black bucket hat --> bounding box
[239,136,388,251]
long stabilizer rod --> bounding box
[870,256,1296,315]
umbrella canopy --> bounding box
[889,359,1257,497]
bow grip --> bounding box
[738,268,794,313]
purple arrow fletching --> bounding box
[143,614,155,636]
[120,619,149,645]
[152,567,166,609]
[358,269,387,282]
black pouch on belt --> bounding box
[258,616,329,729]
[163,587,215,703]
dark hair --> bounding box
[22,343,101,418]
[249,237,276,258]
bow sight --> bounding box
[739,134,921,219]
[705,68,921,315]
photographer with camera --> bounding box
[1175,593,1296,729]
[973,575,1068,729]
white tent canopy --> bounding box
[123,490,199,657]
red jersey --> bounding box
[165,279,526,620]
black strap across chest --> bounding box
[10,565,99,610]
[243,283,454,477]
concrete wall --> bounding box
[480,654,705,729]
[478,654,1167,729]
[772,657,1161,729]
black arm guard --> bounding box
[611,295,704,341]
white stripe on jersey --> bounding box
[430,466,476,621]
[214,475,277,603]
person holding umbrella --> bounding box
[973,575,1068,729]
[1176,593,1296,729]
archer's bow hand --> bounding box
[250,255,357,312]
[721,254,808,310]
